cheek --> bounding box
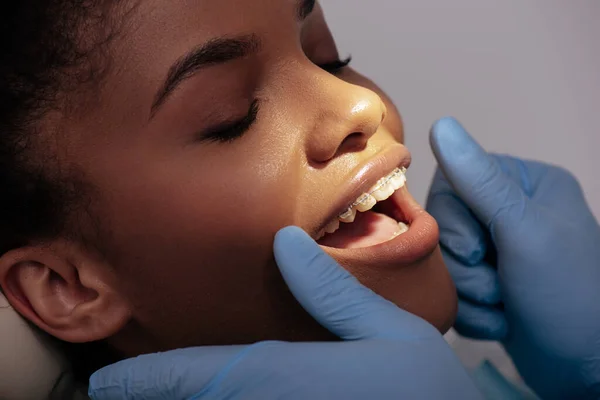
[92,143,311,344]
[106,156,295,272]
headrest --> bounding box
[0,292,87,399]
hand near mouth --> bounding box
[427,117,600,399]
[88,226,482,400]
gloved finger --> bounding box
[88,345,250,400]
[426,168,488,265]
[429,117,529,240]
[441,248,501,305]
[454,298,508,341]
[274,226,439,340]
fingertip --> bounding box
[274,226,310,248]
[430,117,466,153]
[429,117,482,163]
[273,226,318,266]
[430,116,462,143]
[273,226,353,308]
[429,117,489,192]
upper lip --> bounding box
[315,144,411,236]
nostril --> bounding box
[339,132,368,153]
[346,132,363,141]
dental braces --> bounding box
[350,167,407,209]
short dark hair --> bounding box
[0,1,112,253]
[0,0,123,384]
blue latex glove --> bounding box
[88,226,482,400]
[426,117,600,399]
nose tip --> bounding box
[305,79,387,164]
[351,99,370,115]
[353,97,386,118]
[350,94,386,140]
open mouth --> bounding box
[317,167,412,249]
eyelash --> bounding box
[201,57,351,143]
[317,56,352,74]
[202,99,260,143]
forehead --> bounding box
[121,0,302,39]
[103,0,306,101]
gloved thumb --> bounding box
[429,117,528,232]
[274,227,439,340]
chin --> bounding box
[381,246,456,333]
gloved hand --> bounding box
[426,117,600,399]
[88,226,482,400]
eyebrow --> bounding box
[150,0,316,116]
[151,34,262,115]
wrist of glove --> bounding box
[426,117,600,399]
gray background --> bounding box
[322,0,599,215]
[321,0,599,382]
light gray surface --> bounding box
[322,0,599,384]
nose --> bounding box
[305,79,387,164]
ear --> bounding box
[0,241,131,343]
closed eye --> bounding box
[317,56,352,74]
[199,99,260,143]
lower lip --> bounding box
[320,187,439,267]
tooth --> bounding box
[368,178,386,194]
[355,193,377,212]
[316,229,325,240]
[390,222,410,239]
[397,222,409,235]
[389,173,406,190]
[371,182,395,201]
[324,219,340,234]
[339,207,357,223]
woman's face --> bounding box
[60,0,456,353]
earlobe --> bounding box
[0,242,131,343]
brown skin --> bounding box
[0,0,456,358]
